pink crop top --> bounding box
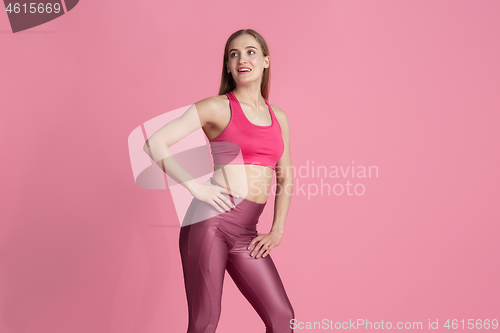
[209,90,284,170]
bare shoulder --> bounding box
[271,104,289,126]
[194,94,227,113]
[193,94,229,124]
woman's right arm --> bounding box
[142,97,236,212]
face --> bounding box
[226,34,269,83]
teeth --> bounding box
[239,68,251,72]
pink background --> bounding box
[1,0,499,332]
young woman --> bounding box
[144,29,294,333]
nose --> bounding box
[238,54,248,63]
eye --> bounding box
[230,50,255,58]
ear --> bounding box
[264,55,270,68]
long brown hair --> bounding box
[218,29,271,100]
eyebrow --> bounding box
[229,46,257,53]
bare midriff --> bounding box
[212,164,275,204]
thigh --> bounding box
[179,216,228,289]
[226,231,294,328]
[179,214,229,330]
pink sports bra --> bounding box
[209,90,284,170]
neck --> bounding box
[232,85,265,109]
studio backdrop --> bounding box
[1,1,499,332]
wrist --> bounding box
[185,179,201,192]
[270,228,284,236]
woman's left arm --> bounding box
[248,106,293,258]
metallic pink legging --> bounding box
[179,177,294,333]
